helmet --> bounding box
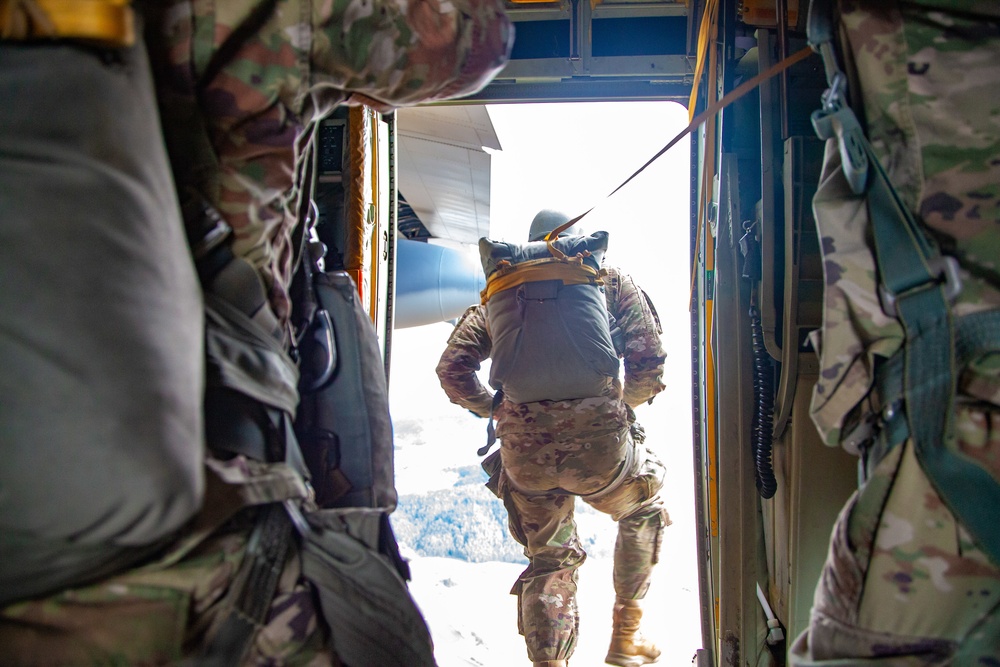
[528,209,580,242]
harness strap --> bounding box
[478,390,504,457]
[482,257,604,303]
[809,0,1000,565]
[200,503,294,667]
[200,410,313,666]
[867,310,1000,474]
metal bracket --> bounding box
[811,73,868,194]
[878,255,963,318]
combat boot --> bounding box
[533,661,568,667]
[605,597,661,666]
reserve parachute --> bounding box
[479,230,620,405]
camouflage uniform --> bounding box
[437,266,671,663]
[790,1,1000,663]
[148,0,514,330]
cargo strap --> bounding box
[478,390,505,456]
[199,503,295,667]
[482,257,605,303]
[0,0,133,46]
[199,412,312,667]
[861,310,1000,476]
[808,0,1000,565]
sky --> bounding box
[388,100,700,666]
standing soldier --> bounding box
[437,210,671,667]
[791,0,1000,663]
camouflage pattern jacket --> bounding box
[437,265,667,438]
[147,0,513,327]
[809,0,1000,447]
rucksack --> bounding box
[478,231,621,405]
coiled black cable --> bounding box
[750,304,777,499]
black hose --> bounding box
[750,304,777,499]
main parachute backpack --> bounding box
[478,230,621,405]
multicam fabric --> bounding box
[436,264,669,662]
[500,436,669,663]
[808,0,1000,447]
[148,0,513,329]
[0,455,330,665]
[794,1,1000,663]
[790,408,1000,664]
[0,517,336,666]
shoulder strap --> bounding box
[808,0,1000,565]
[482,258,603,303]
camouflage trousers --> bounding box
[497,425,670,663]
[0,515,335,667]
[790,403,1000,666]
[0,455,337,667]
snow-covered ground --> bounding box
[406,550,701,667]
[389,323,703,667]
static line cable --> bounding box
[564,45,814,233]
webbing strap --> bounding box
[870,310,1000,469]
[200,503,293,667]
[809,3,1000,565]
[200,411,311,666]
[482,258,603,303]
[478,390,504,457]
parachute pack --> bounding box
[293,255,434,666]
[478,231,622,405]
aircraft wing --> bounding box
[396,105,500,245]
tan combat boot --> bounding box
[533,661,568,667]
[605,597,661,666]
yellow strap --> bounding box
[1,0,134,47]
[482,258,604,303]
